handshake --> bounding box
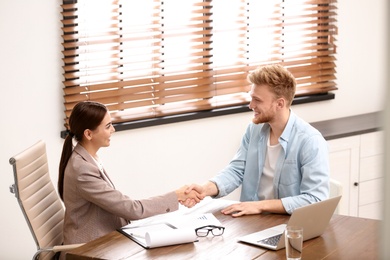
[175,183,207,208]
[174,182,262,217]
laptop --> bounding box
[238,195,342,250]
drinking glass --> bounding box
[285,226,303,260]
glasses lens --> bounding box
[211,227,224,236]
[196,228,210,237]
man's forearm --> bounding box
[259,199,287,214]
[203,181,219,197]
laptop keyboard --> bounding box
[257,233,282,246]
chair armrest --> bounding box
[53,243,85,252]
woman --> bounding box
[58,101,202,247]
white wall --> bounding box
[0,0,387,259]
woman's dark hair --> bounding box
[58,101,108,200]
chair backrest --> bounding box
[9,140,64,260]
[329,178,343,214]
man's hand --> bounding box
[221,201,262,217]
[178,184,205,208]
[221,199,286,217]
[175,185,205,208]
[180,181,219,208]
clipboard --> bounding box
[118,213,222,249]
[118,222,197,249]
[118,222,176,248]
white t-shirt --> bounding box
[258,133,282,200]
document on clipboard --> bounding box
[118,213,222,249]
[118,222,197,249]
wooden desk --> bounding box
[66,199,379,260]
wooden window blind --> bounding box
[61,0,337,130]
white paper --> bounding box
[121,223,197,248]
[169,213,222,230]
[120,198,236,249]
[145,227,197,248]
[123,197,237,229]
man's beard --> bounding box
[252,111,273,124]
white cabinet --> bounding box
[358,131,384,219]
[328,135,360,217]
[327,131,383,220]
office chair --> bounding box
[330,178,343,214]
[9,140,82,260]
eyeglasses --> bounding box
[195,225,225,237]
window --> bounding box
[61,0,337,133]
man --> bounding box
[184,64,329,216]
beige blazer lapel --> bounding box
[73,144,115,189]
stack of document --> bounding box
[119,213,222,248]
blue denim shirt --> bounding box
[210,111,329,214]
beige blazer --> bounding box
[62,144,178,245]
